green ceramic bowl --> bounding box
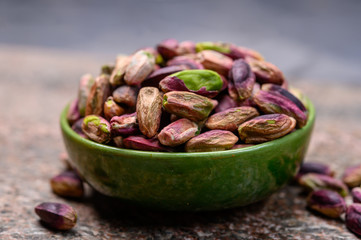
[60,95,315,211]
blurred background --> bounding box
[1,0,361,84]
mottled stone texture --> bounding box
[0,45,360,239]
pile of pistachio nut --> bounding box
[67,39,308,152]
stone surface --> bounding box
[0,45,361,239]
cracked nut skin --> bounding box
[298,173,349,197]
[238,114,296,144]
[77,73,95,116]
[167,55,204,69]
[110,112,139,137]
[123,135,170,152]
[296,162,335,180]
[35,202,77,230]
[67,98,81,125]
[136,87,163,138]
[159,69,223,98]
[163,91,215,122]
[246,58,285,85]
[197,50,233,76]
[85,74,110,116]
[307,189,346,218]
[206,106,259,131]
[157,38,179,60]
[143,65,189,88]
[342,164,361,188]
[253,89,308,128]
[352,187,361,203]
[228,59,256,101]
[185,130,238,152]
[82,115,111,144]
[103,96,125,120]
[112,85,138,108]
[124,50,155,86]
[158,118,199,147]
[109,55,130,86]
[50,171,84,198]
[346,204,361,236]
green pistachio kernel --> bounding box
[195,41,231,53]
[170,69,223,91]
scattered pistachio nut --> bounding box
[85,74,110,116]
[296,162,335,180]
[352,187,361,203]
[82,115,111,144]
[185,130,238,152]
[163,91,215,122]
[206,106,259,131]
[124,50,155,86]
[110,112,139,136]
[298,173,349,197]
[34,202,77,230]
[136,87,163,138]
[77,73,95,116]
[346,204,361,236]
[238,114,296,144]
[160,69,223,98]
[112,85,138,108]
[103,96,125,120]
[158,118,199,147]
[307,189,346,218]
[197,50,233,76]
[342,164,361,188]
[50,171,84,198]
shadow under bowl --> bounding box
[60,96,315,211]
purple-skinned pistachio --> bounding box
[110,113,139,136]
[238,114,296,144]
[307,189,346,218]
[185,130,238,152]
[112,85,138,108]
[124,50,155,86]
[298,173,349,197]
[157,38,179,60]
[109,55,130,86]
[71,118,87,138]
[346,204,361,236]
[228,59,256,101]
[352,187,361,203]
[163,91,215,122]
[77,73,95,116]
[253,90,308,128]
[123,135,170,152]
[82,115,111,144]
[246,58,285,85]
[35,202,77,230]
[197,50,233,76]
[176,41,196,55]
[262,83,307,113]
[159,69,223,98]
[231,144,254,149]
[158,118,199,147]
[136,87,163,138]
[343,164,361,188]
[296,162,335,180]
[50,171,84,198]
[103,96,125,120]
[101,63,114,75]
[206,107,259,132]
[67,99,81,125]
[229,45,264,61]
[214,94,239,113]
[167,55,204,69]
[142,65,189,88]
[85,74,110,116]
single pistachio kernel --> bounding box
[246,58,285,85]
[298,173,349,197]
[157,38,179,60]
[158,118,199,147]
[82,115,111,144]
[35,202,77,230]
[228,59,256,101]
[110,113,139,137]
[112,85,138,108]
[307,189,346,218]
[163,91,215,122]
[238,114,296,144]
[346,204,361,236]
[342,164,361,188]
[296,162,335,180]
[50,171,84,198]
[85,74,110,116]
[197,50,233,76]
[77,73,95,116]
[124,50,156,86]
[352,187,361,203]
[103,96,125,120]
[109,55,130,86]
[123,135,170,152]
[185,130,238,152]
